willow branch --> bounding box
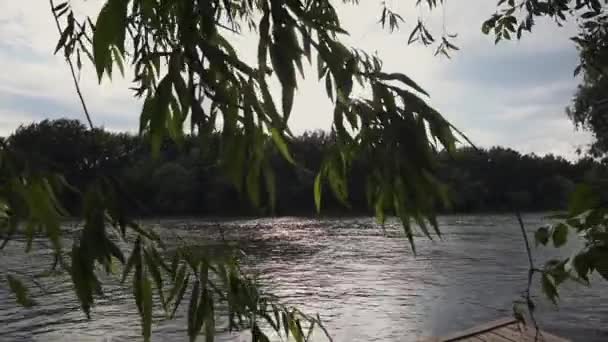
[516,212,542,341]
[49,0,94,130]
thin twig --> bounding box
[49,0,94,129]
[516,212,542,341]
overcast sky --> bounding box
[0,1,593,159]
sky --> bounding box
[0,1,593,159]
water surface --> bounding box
[1,214,606,341]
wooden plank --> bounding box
[473,332,514,342]
[441,317,518,341]
[489,329,519,342]
[426,317,569,342]
[416,337,440,342]
[503,323,571,342]
[454,337,485,342]
[492,325,534,342]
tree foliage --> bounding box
[7,119,606,216]
[568,11,608,157]
[3,0,608,340]
[7,0,465,339]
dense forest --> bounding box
[6,118,606,217]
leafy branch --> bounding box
[49,0,94,129]
[514,212,542,341]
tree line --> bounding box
[6,118,606,218]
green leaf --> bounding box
[193,286,209,342]
[257,9,270,72]
[128,223,161,243]
[122,237,141,283]
[52,2,68,12]
[371,72,429,96]
[70,244,96,318]
[246,157,262,208]
[552,223,568,247]
[167,263,186,303]
[282,85,295,120]
[6,275,35,308]
[289,315,304,342]
[141,274,153,342]
[399,213,416,255]
[374,189,387,225]
[594,250,608,281]
[325,73,333,101]
[102,235,124,265]
[54,25,72,55]
[139,95,155,134]
[568,184,598,216]
[92,0,128,81]
[317,52,327,80]
[282,312,290,338]
[144,249,166,312]
[541,273,559,305]
[204,292,215,342]
[326,158,349,207]
[572,252,591,282]
[314,172,323,213]
[170,272,190,319]
[534,226,550,246]
[111,45,125,77]
[188,280,201,341]
[581,11,599,19]
[133,254,153,341]
[269,42,297,119]
[270,128,294,164]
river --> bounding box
[1,214,607,341]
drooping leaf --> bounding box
[594,249,608,281]
[270,128,294,164]
[122,237,141,283]
[6,275,35,308]
[144,248,166,312]
[325,73,334,101]
[204,292,215,342]
[188,279,201,341]
[54,24,73,55]
[111,45,125,77]
[314,172,323,213]
[170,272,190,319]
[541,273,559,305]
[534,226,550,246]
[282,85,296,120]
[52,2,69,13]
[572,252,591,282]
[370,72,429,96]
[141,274,153,342]
[92,0,128,81]
[568,184,598,216]
[552,223,569,248]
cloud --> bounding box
[0,1,593,159]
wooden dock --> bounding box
[419,317,570,342]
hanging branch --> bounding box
[49,0,94,130]
[515,211,542,342]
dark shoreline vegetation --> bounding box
[7,118,608,218]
